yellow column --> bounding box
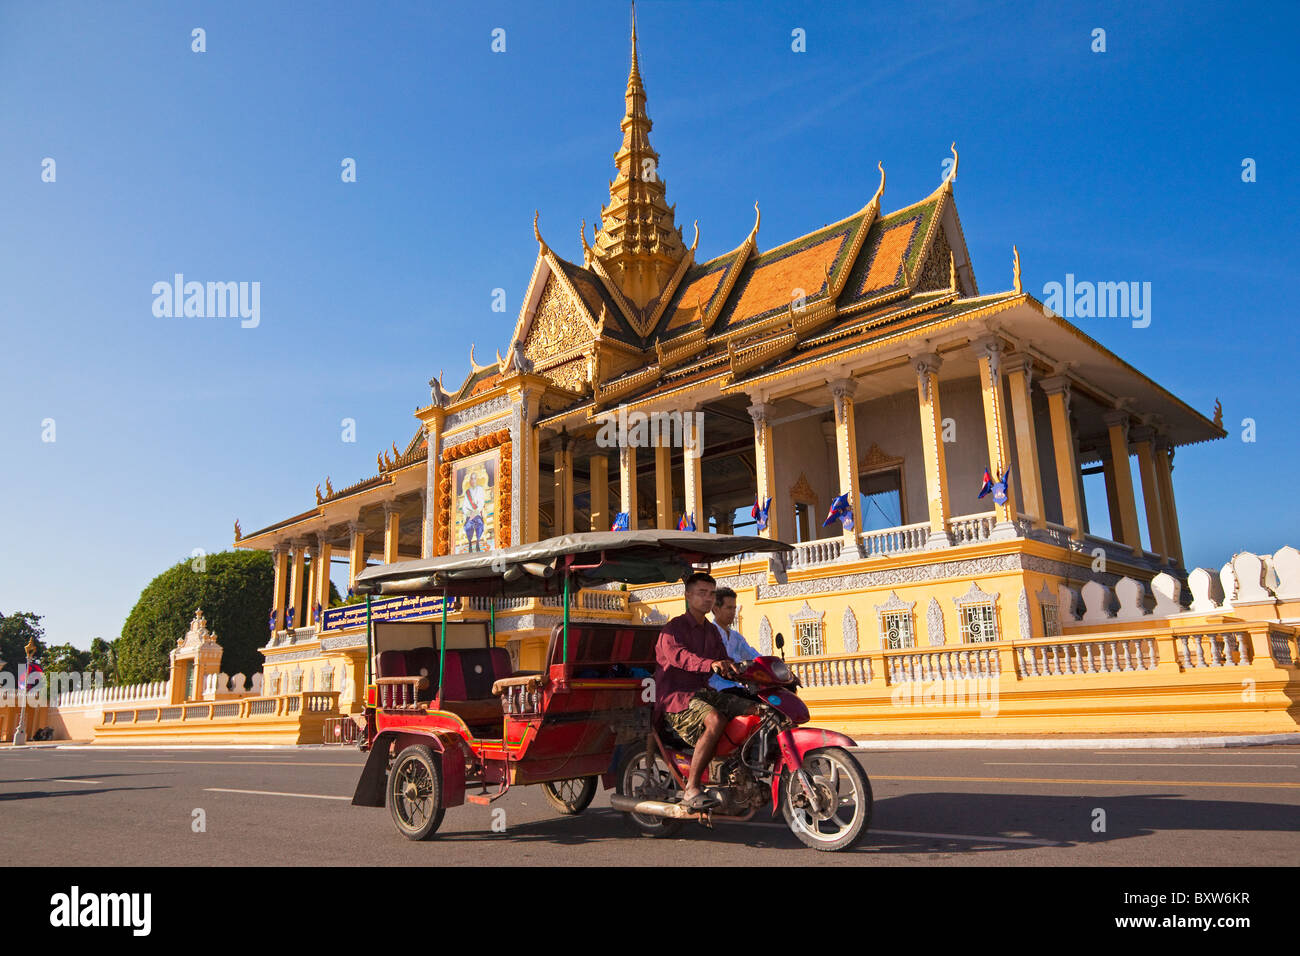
[314,533,333,621]
[973,336,1018,525]
[1103,410,1142,553]
[416,407,446,559]
[304,544,318,625]
[683,412,704,532]
[619,445,639,530]
[503,376,545,545]
[1132,428,1167,560]
[553,434,574,535]
[1155,439,1184,566]
[912,353,952,548]
[348,523,366,592]
[828,377,862,552]
[1005,354,1046,528]
[272,546,289,631]
[1039,376,1084,541]
[747,402,779,539]
[383,504,401,563]
[654,445,672,529]
[589,454,609,531]
[288,542,306,628]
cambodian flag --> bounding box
[19,662,43,691]
[268,609,276,633]
[611,512,630,531]
[991,469,1011,505]
[678,512,696,532]
[751,496,772,532]
[977,469,994,499]
[822,492,854,531]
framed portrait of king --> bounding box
[451,448,499,554]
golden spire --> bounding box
[591,2,687,311]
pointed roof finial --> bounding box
[1012,245,1022,294]
[872,161,886,203]
[946,142,959,184]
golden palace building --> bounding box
[76,15,1299,745]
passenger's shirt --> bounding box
[708,623,761,691]
[653,611,727,717]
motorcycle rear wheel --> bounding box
[781,746,871,852]
[617,747,684,838]
[541,775,598,815]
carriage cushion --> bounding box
[405,647,440,702]
[441,648,513,701]
[545,623,661,674]
[376,650,407,679]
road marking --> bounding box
[52,779,101,784]
[204,788,350,800]
[875,774,1300,789]
[114,760,357,767]
[987,761,1297,768]
[1091,751,1300,757]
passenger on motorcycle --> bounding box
[653,572,759,811]
[709,586,761,693]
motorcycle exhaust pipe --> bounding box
[609,794,697,819]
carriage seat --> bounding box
[439,648,514,725]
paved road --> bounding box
[2,744,1298,865]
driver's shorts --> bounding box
[664,688,753,746]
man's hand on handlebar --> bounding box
[711,659,741,679]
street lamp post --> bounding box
[13,638,37,746]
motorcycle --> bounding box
[610,634,872,852]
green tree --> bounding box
[118,550,281,684]
[41,643,91,678]
[87,637,118,685]
[0,612,45,681]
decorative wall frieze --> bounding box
[444,394,511,432]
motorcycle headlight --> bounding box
[768,660,792,683]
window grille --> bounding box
[881,610,915,650]
[795,620,824,656]
[960,602,998,643]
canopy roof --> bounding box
[353,530,791,598]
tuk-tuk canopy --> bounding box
[353,531,792,599]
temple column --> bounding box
[504,377,545,545]
[417,406,446,559]
[828,377,862,556]
[589,454,609,531]
[619,445,639,530]
[304,543,318,626]
[1132,427,1168,560]
[912,353,952,549]
[1005,354,1046,528]
[1103,410,1142,553]
[288,542,306,628]
[383,503,401,564]
[654,445,672,529]
[683,413,705,531]
[972,336,1018,534]
[554,434,574,535]
[1040,376,1085,541]
[314,532,333,622]
[271,546,289,631]
[1155,439,1185,566]
[348,522,366,592]
[747,401,779,539]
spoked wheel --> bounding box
[781,747,872,852]
[617,747,684,838]
[541,776,598,815]
[387,744,445,841]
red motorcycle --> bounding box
[610,634,872,852]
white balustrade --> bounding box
[789,655,873,687]
[949,513,996,544]
[886,646,1000,683]
[1176,632,1251,668]
[860,522,930,558]
[1016,638,1158,676]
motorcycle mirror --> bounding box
[774,632,785,660]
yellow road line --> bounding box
[875,774,1300,789]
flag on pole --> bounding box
[823,492,854,531]
[752,496,772,532]
[977,469,994,499]
[611,512,630,531]
[677,512,696,532]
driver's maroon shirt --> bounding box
[653,611,727,718]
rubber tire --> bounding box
[540,776,598,815]
[616,746,684,839]
[780,746,872,852]
[387,744,446,841]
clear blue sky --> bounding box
[1,1,1296,648]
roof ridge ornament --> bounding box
[946,142,959,185]
[1012,245,1022,294]
[872,161,886,204]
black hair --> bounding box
[683,571,716,590]
[713,586,737,604]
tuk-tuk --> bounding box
[350,531,871,851]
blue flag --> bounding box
[991,470,1011,505]
[977,468,993,499]
[677,512,696,532]
[611,512,630,531]
[823,492,854,531]
[752,496,772,532]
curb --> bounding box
[850,733,1300,750]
